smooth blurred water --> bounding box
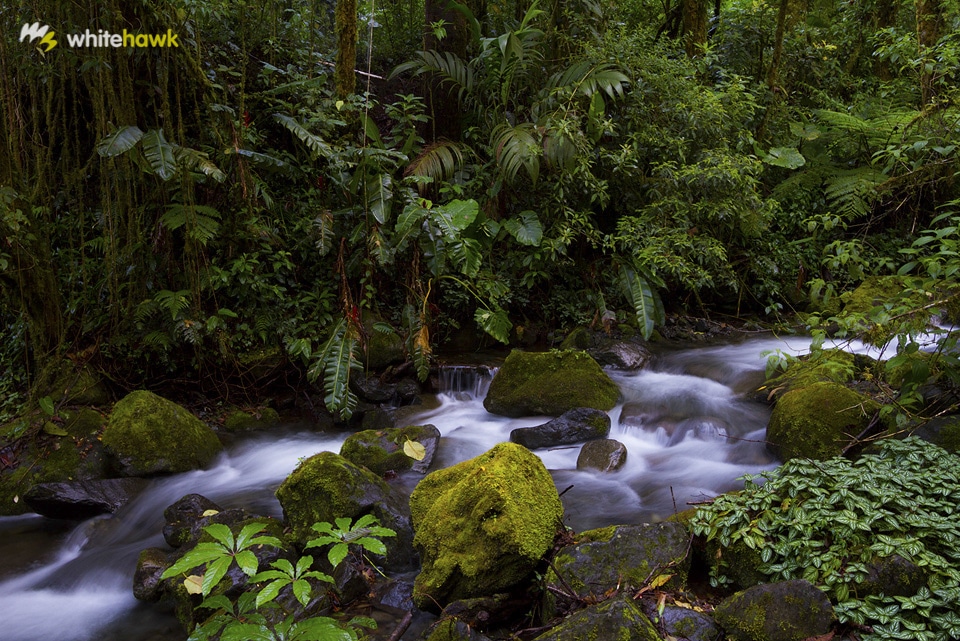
[0,334,835,641]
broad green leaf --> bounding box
[355,537,387,556]
[254,580,285,608]
[198,594,234,613]
[327,542,350,568]
[235,523,268,550]
[204,524,235,549]
[234,550,259,577]
[474,307,512,344]
[503,211,542,246]
[434,199,479,235]
[452,238,482,277]
[292,578,312,606]
[403,439,426,461]
[141,129,177,180]
[201,556,233,596]
[366,173,393,224]
[97,125,144,157]
[762,146,806,169]
[619,265,661,340]
[42,421,68,436]
[220,622,276,641]
[161,544,230,579]
[290,617,356,641]
[38,395,56,416]
[274,113,333,159]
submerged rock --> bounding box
[275,451,415,570]
[102,390,223,476]
[767,381,881,460]
[483,350,619,417]
[23,478,149,519]
[340,424,440,475]
[509,407,610,449]
[409,442,563,609]
[576,438,627,472]
[713,579,834,641]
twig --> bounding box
[546,557,580,602]
[316,60,385,80]
[386,611,413,641]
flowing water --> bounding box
[0,335,851,641]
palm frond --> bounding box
[405,141,464,191]
[491,122,541,184]
[274,113,334,159]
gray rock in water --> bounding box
[163,493,222,548]
[510,407,610,449]
[533,596,661,641]
[713,579,834,641]
[23,478,149,519]
[577,439,627,472]
[133,547,172,602]
[589,340,652,370]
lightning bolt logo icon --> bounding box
[19,22,58,52]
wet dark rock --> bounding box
[639,601,719,641]
[23,478,149,519]
[395,378,422,405]
[162,493,222,548]
[359,406,396,431]
[576,438,627,472]
[510,407,610,449]
[713,579,834,641]
[374,578,415,611]
[589,340,652,370]
[133,547,173,602]
[543,523,690,620]
[351,374,399,404]
[439,593,530,630]
[533,596,660,641]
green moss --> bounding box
[767,382,882,461]
[410,442,563,608]
[276,451,392,544]
[841,275,908,314]
[47,363,111,406]
[223,408,279,432]
[61,408,105,437]
[340,425,435,475]
[933,419,960,454]
[559,327,592,351]
[102,390,222,476]
[767,349,857,395]
[483,350,620,417]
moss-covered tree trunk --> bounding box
[423,0,481,140]
[916,0,944,104]
[873,0,898,80]
[681,0,709,57]
[335,0,358,98]
[767,0,790,91]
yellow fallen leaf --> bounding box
[201,509,219,517]
[648,573,673,590]
[183,574,204,595]
[403,439,426,461]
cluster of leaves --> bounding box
[160,516,395,641]
[690,437,960,641]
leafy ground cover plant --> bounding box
[160,517,395,641]
[690,437,960,641]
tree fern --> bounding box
[824,168,886,220]
[309,318,362,421]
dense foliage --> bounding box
[1,0,959,420]
[691,438,960,641]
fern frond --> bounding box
[405,141,464,190]
[824,168,886,220]
[309,318,361,421]
[174,145,226,182]
[491,122,541,184]
[274,114,334,159]
[154,289,192,321]
[548,61,629,99]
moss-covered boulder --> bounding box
[340,424,440,475]
[223,407,280,432]
[767,382,881,461]
[102,391,223,476]
[841,275,908,314]
[532,596,661,641]
[364,313,404,370]
[409,442,563,609]
[542,523,690,620]
[483,350,619,417]
[765,349,860,398]
[713,580,833,641]
[421,619,492,641]
[275,451,415,570]
[46,362,111,406]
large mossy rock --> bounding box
[275,451,415,570]
[713,580,833,641]
[102,391,223,476]
[340,424,441,475]
[483,350,619,418]
[409,442,563,609]
[767,382,881,461]
[532,596,661,641]
[542,523,690,620]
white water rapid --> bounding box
[0,335,854,641]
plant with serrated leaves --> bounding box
[690,438,960,641]
[306,514,397,569]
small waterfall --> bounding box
[436,365,497,401]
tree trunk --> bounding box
[422,0,479,141]
[916,0,944,104]
[335,0,358,98]
[874,0,897,80]
[767,0,790,91]
[681,0,709,57]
